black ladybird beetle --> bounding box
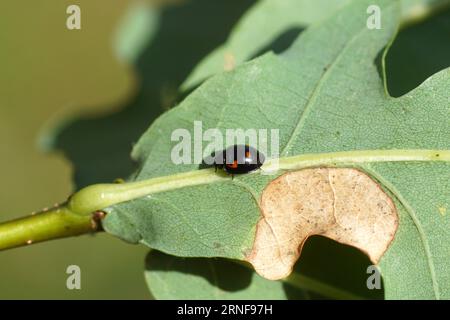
[214,144,265,176]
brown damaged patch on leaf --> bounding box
[246,168,398,280]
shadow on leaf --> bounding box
[145,250,253,293]
[250,27,304,59]
[286,235,384,300]
[144,236,384,300]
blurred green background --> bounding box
[0,0,448,299]
[0,0,149,299]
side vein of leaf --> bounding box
[363,165,440,299]
[280,23,371,156]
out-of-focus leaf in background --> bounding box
[47,0,256,189]
[386,6,450,96]
[181,0,353,90]
[0,0,149,299]
[182,0,450,90]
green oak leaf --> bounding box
[181,0,450,90]
[103,0,450,299]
